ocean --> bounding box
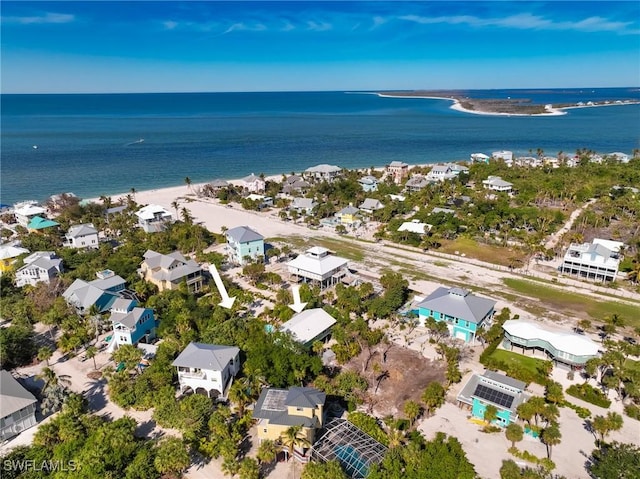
[2,89,639,205]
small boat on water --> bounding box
[125,138,145,146]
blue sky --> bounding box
[2,1,639,93]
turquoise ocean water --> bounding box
[1,89,639,204]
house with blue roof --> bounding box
[225,226,265,265]
[358,175,379,192]
[27,216,60,231]
[416,287,496,343]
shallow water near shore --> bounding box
[2,89,639,204]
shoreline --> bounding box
[376,93,640,117]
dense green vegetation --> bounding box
[565,383,611,408]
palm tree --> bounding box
[37,367,70,391]
[505,423,524,448]
[280,425,310,479]
[256,439,279,466]
[228,381,251,415]
[541,424,561,459]
[171,200,180,218]
[184,176,192,193]
[129,187,137,201]
[85,346,98,370]
[403,400,422,428]
[37,346,53,367]
[181,207,193,225]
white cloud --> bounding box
[2,12,75,25]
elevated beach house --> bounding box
[358,175,379,192]
[482,176,513,193]
[457,371,529,427]
[359,198,384,215]
[290,198,317,216]
[13,202,46,227]
[502,320,600,369]
[417,287,496,343]
[63,270,126,313]
[15,251,63,288]
[108,298,157,351]
[304,164,342,182]
[0,244,29,274]
[26,216,60,232]
[282,175,310,195]
[405,175,430,192]
[64,223,99,249]
[139,250,203,293]
[559,238,623,282]
[386,161,409,184]
[0,370,38,441]
[426,164,456,182]
[287,247,349,289]
[172,342,241,399]
[135,204,174,233]
[280,308,338,347]
[238,173,266,193]
[335,205,359,225]
[225,226,265,265]
[253,387,326,447]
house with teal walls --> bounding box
[225,226,265,265]
[416,287,496,343]
[457,371,529,427]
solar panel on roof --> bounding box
[473,384,515,409]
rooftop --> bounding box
[172,342,240,371]
[280,308,337,345]
[503,320,600,358]
[66,223,98,238]
[417,286,496,324]
[226,225,264,243]
[0,370,37,418]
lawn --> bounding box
[503,278,640,327]
[488,348,549,381]
[268,235,365,262]
[438,237,526,267]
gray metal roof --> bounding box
[483,370,527,391]
[110,307,152,329]
[66,223,98,238]
[172,342,239,371]
[337,205,359,215]
[360,198,384,210]
[253,387,325,427]
[226,226,264,244]
[0,370,37,418]
[416,286,496,324]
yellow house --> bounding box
[253,387,326,446]
[138,250,203,293]
[0,245,29,274]
[335,205,359,225]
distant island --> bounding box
[377,90,640,116]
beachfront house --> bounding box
[238,174,266,193]
[253,387,326,447]
[139,250,203,293]
[559,238,623,282]
[358,176,379,192]
[136,204,174,233]
[470,153,490,163]
[225,226,265,265]
[280,308,338,347]
[63,270,126,314]
[335,205,359,225]
[245,194,273,209]
[482,176,513,193]
[492,151,513,162]
[13,202,46,227]
[405,175,430,192]
[290,198,317,216]
[64,223,99,249]
[416,287,496,343]
[502,320,600,368]
[304,164,342,182]
[0,370,38,441]
[359,198,384,215]
[15,251,63,288]
[287,247,349,289]
[386,161,409,184]
[0,244,29,274]
[457,371,529,427]
[426,164,456,182]
[26,216,60,232]
[282,175,310,195]
[606,152,630,163]
[109,299,157,351]
[173,342,241,399]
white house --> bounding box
[13,202,46,227]
[15,251,63,288]
[238,174,266,193]
[304,164,342,182]
[358,176,379,192]
[470,153,490,163]
[560,238,623,282]
[482,176,513,192]
[136,204,174,233]
[607,152,630,163]
[0,371,38,441]
[492,151,513,162]
[64,223,99,249]
[280,308,337,346]
[359,198,384,214]
[426,164,456,182]
[290,198,317,215]
[398,219,432,235]
[172,342,241,399]
[287,246,349,288]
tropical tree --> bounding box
[228,381,251,416]
[589,442,640,479]
[592,412,624,445]
[541,424,562,459]
[544,381,565,405]
[185,176,192,193]
[280,424,311,461]
[421,381,446,416]
[85,345,98,370]
[505,423,524,448]
[404,400,422,427]
[171,200,180,218]
[484,404,498,425]
[256,438,279,466]
[237,457,260,479]
[154,437,191,476]
[37,346,54,366]
[301,460,349,479]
